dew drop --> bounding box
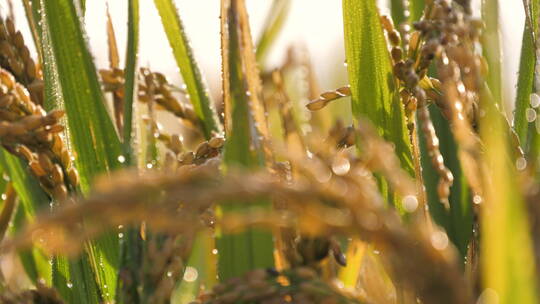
[526,108,537,122]
[183,266,198,282]
[1,194,6,200]
[531,93,540,108]
[66,282,73,289]
[516,157,527,171]
[457,83,466,94]
[473,195,482,205]
[373,250,380,255]
[146,163,153,169]
[212,249,218,255]
[477,288,499,304]
[117,155,126,163]
[431,231,449,250]
[331,157,350,175]
[118,232,124,238]
[402,195,418,212]
[167,271,173,277]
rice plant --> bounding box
[0,0,537,303]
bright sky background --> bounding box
[7,0,527,112]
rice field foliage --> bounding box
[0,0,538,304]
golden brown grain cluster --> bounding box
[0,68,78,200]
[0,17,43,106]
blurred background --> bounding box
[5,0,526,116]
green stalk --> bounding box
[217,0,274,281]
[122,0,140,163]
[514,0,539,150]
[153,0,222,138]
[482,0,503,108]
[255,0,291,65]
[342,0,414,208]
[40,0,126,301]
[0,150,52,285]
[480,89,539,304]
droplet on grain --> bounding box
[183,266,198,282]
[531,93,540,108]
[117,155,126,163]
[402,195,418,212]
[516,157,527,171]
[473,195,482,205]
[526,108,537,122]
[66,282,73,289]
[331,157,350,175]
[430,231,449,250]
[477,288,499,304]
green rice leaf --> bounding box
[153,0,222,139]
[482,0,503,108]
[409,0,425,22]
[40,0,123,191]
[217,0,274,281]
[0,149,52,285]
[255,0,291,65]
[514,0,539,149]
[52,255,100,304]
[480,90,539,304]
[389,0,407,28]
[342,0,413,194]
[171,230,217,303]
[40,0,125,301]
[122,0,140,164]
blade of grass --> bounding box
[342,0,414,206]
[171,229,217,304]
[52,255,100,304]
[409,0,425,22]
[11,203,52,285]
[40,0,126,301]
[153,0,222,138]
[0,150,52,285]
[21,0,43,62]
[390,0,407,27]
[514,0,539,149]
[338,239,366,288]
[122,0,140,163]
[255,0,291,65]
[0,184,17,243]
[116,1,144,303]
[482,0,503,108]
[40,0,123,191]
[217,0,275,281]
[480,89,539,304]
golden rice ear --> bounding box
[306,86,350,111]
[0,16,42,105]
[0,68,78,199]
